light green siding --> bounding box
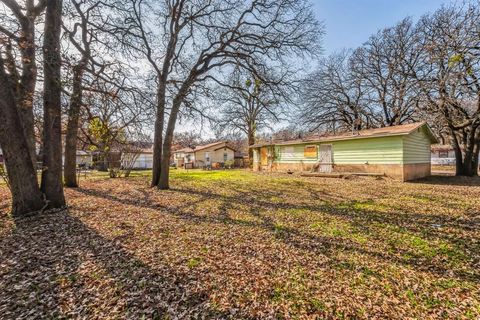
[252,149,259,163]
[275,136,404,164]
[277,144,320,163]
[267,124,434,166]
[402,127,431,164]
[332,136,404,164]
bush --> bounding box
[224,160,235,169]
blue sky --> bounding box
[313,0,457,54]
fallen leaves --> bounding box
[0,170,479,319]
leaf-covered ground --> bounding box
[1,170,479,319]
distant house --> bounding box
[431,144,480,166]
[62,150,93,167]
[431,144,456,165]
[174,141,235,168]
[250,122,438,181]
[121,146,154,169]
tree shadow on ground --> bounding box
[0,211,227,319]
[75,185,479,283]
[412,175,480,186]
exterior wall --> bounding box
[253,128,435,181]
[174,151,195,167]
[274,136,404,165]
[62,153,93,166]
[430,148,480,165]
[401,127,432,179]
[252,148,260,171]
[210,148,234,163]
[431,150,456,165]
[194,151,206,167]
[334,164,403,180]
[175,146,234,168]
[332,136,404,165]
[277,144,319,164]
[403,163,431,181]
[403,127,431,164]
[272,162,319,172]
[132,153,153,169]
[76,155,93,166]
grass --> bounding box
[0,169,479,319]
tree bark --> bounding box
[3,12,41,169]
[17,16,39,169]
[451,126,479,177]
[247,124,255,167]
[151,85,165,186]
[64,64,85,187]
[18,27,37,168]
[158,97,183,190]
[0,58,44,216]
[41,0,66,208]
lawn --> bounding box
[0,170,479,319]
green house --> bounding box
[250,122,438,181]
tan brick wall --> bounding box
[253,161,431,181]
[333,164,402,180]
[403,163,431,181]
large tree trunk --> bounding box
[247,124,255,167]
[40,0,66,208]
[18,19,39,169]
[151,85,165,186]
[473,138,480,174]
[0,58,44,216]
[451,126,479,177]
[150,25,178,187]
[64,64,85,187]
[158,98,183,190]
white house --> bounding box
[174,141,235,168]
[61,150,93,167]
[131,146,154,169]
[431,144,480,165]
[119,145,154,169]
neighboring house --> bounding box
[122,146,154,169]
[62,150,93,167]
[431,144,456,165]
[250,122,438,181]
[174,141,235,168]
[431,144,480,166]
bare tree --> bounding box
[78,77,153,171]
[41,0,66,208]
[352,18,421,126]
[115,0,321,189]
[411,3,480,176]
[62,0,112,187]
[214,67,291,160]
[298,50,370,133]
[0,0,47,166]
[173,132,203,149]
[0,56,44,215]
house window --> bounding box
[283,146,294,158]
[304,145,317,158]
[186,154,191,162]
[438,150,448,158]
[224,152,228,161]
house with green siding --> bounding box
[250,122,438,181]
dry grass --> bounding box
[1,170,479,319]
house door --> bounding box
[318,144,333,173]
[260,147,268,166]
[205,152,211,165]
